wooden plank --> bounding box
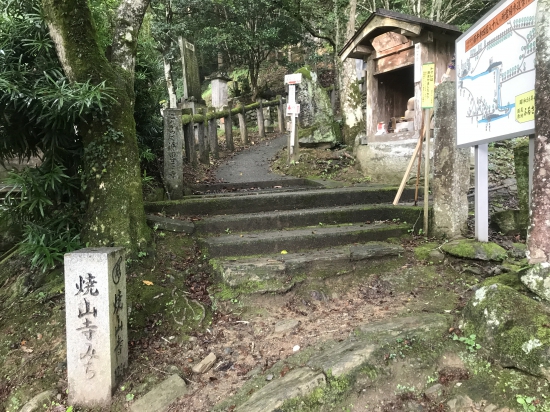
[374,41,414,59]
[366,58,378,137]
[374,47,415,74]
[393,112,427,205]
[371,31,408,53]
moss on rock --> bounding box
[480,272,528,292]
[462,284,550,379]
[520,263,550,302]
[414,242,440,261]
[441,239,507,261]
[295,67,313,81]
[295,67,337,146]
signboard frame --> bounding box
[284,73,303,85]
[455,0,536,148]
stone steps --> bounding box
[188,178,323,194]
[194,204,422,235]
[145,185,418,216]
[201,222,410,258]
[210,242,405,293]
[147,183,423,291]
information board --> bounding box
[456,0,536,147]
[422,63,435,108]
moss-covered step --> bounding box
[146,215,195,234]
[211,242,404,293]
[194,205,423,235]
[189,178,323,193]
[201,222,410,258]
[145,186,418,216]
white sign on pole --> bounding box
[284,73,303,85]
[456,0,536,148]
[286,103,300,115]
[414,44,422,83]
[288,85,296,104]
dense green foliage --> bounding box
[0,1,112,270]
[0,0,161,270]
[194,0,302,99]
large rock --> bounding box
[462,284,550,379]
[490,209,521,236]
[236,368,326,412]
[520,263,550,302]
[295,68,338,146]
[131,374,188,412]
[355,139,421,184]
[19,390,56,412]
[441,239,507,261]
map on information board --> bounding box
[456,0,536,147]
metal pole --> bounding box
[475,144,489,241]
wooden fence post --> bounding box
[197,109,209,164]
[208,107,219,160]
[256,99,265,138]
[183,113,197,167]
[277,96,285,133]
[237,104,249,145]
[223,101,234,151]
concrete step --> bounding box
[189,178,323,194]
[210,242,405,293]
[200,221,410,258]
[194,204,422,235]
[145,186,418,217]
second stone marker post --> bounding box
[64,247,128,407]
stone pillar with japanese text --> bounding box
[163,108,184,199]
[64,247,128,407]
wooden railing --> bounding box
[180,96,287,166]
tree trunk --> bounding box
[43,0,151,251]
[339,0,363,145]
[528,0,550,263]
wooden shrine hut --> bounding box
[339,10,462,182]
[340,9,461,141]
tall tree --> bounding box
[528,0,550,264]
[41,0,151,250]
[198,0,302,100]
[356,0,497,26]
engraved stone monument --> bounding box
[163,108,184,199]
[64,247,128,407]
[210,73,231,109]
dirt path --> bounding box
[214,134,292,183]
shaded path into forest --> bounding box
[214,134,292,183]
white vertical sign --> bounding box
[414,43,422,82]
